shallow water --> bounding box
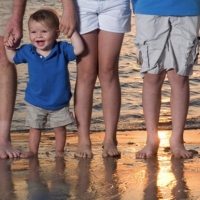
[11,0,200,132]
[2,131,200,200]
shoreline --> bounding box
[10,129,200,156]
[10,126,200,133]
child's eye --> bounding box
[42,30,47,33]
[31,31,36,33]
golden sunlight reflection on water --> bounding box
[2,131,200,199]
[158,131,170,147]
[157,164,175,188]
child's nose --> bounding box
[37,32,42,37]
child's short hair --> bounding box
[29,8,59,30]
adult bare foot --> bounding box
[74,144,93,158]
[20,151,37,159]
[0,141,20,159]
[136,138,160,159]
[170,137,193,159]
[102,142,121,157]
[136,145,158,159]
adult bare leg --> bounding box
[167,70,192,159]
[98,31,124,157]
[0,37,19,159]
[74,31,98,158]
[136,71,166,159]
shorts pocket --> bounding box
[135,42,149,69]
[186,37,199,67]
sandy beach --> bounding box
[1,1,199,199]
[0,130,199,200]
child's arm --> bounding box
[4,35,17,63]
[5,48,16,64]
[70,30,84,56]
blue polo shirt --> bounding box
[132,0,200,16]
[14,41,76,110]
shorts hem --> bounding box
[50,119,75,128]
[80,27,131,35]
[25,121,45,129]
[100,27,131,33]
[141,67,193,78]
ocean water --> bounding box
[11,0,200,132]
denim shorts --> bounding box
[25,103,75,129]
[134,14,200,77]
[74,0,131,34]
[0,1,12,36]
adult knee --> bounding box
[78,69,97,86]
[144,72,165,88]
[99,64,119,83]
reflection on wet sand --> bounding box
[75,158,92,199]
[0,159,17,200]
[143,158,159,200]
[3,131,200,199]
[9,157,195,199]
[143,157,190,200]
[103,158,120,199]
[51,158,71,199]
[75,157,121,199]
[0,154,198,199]
[27,157,74,199]
[171,158,190,199]
[26,158,50,199]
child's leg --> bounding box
[167,70,193,159]
[136,71,166,159]
[20,127,41,158]
[54,126,66,157]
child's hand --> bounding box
[4,34,17,63]
[4,35,15,48]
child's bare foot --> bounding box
[20,151,37,158]
[102,142,121,157]
[0,141,20,159]
[136,138,160,159]
[74,144,93,158]
[170,137,193,159]
[55,151,65,157]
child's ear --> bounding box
[56,30,60,39]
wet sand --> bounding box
[1,130,200,199]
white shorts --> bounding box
[74,0,131,34]
[134,14,200,77]
[0,1,12,36]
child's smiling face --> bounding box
[29,20,59,53]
